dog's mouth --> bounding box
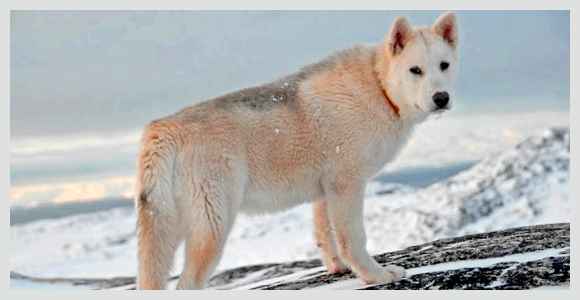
[432,106,451,114]
[414,104,452,115]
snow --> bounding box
[9,111,570,288]
[208,268,273,290]
[226,267,327,290]
[406,247,568,277]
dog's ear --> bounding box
[432,12,458,48]
[387,17,413,56]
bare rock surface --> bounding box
[10,223,569,290]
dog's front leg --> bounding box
[325,180,406,285]
[313,199,349,274]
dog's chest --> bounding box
[360,123,414,176]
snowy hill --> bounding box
[362,127,570,250]
[10,127,570,288]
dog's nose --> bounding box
[433,91,450,109]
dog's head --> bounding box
[376,12,459,122]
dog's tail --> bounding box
[135,121,180,289]
[135,121,180,214]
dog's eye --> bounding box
[440,61,450,71]
[409,66,423,76]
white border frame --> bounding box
[1,1,576,299]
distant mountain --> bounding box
[362,127,570,250]
[10,197,133,226]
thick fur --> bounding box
[136,12,459,289]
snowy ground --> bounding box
[10,110,570,284]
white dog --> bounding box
[135,12,459,289]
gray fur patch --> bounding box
[213,48,350,112]
[213,79,300,111]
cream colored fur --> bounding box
[135,12,459,289]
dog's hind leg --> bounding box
[136,199,182,290]
[136,121,185,289]
[313,199,349,274]
[175,176,240,290]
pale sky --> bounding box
[11,11,569,138]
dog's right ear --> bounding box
[387,17,413,56]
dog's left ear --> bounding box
[432,12,458,48]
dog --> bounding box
[135,12,459,289]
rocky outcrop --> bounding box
[11,223,569,290]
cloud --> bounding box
[11,130,141,156]
[10,176,136,206]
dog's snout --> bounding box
[433,92,450,109]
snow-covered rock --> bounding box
[11,223,570,290]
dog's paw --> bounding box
[361,265,406,285]
[384,264,406,281]
[323,258,349,274]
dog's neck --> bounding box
[372,46,401,119]
[379,83,400,118]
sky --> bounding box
[10,11,570,206]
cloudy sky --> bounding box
[10,11,570,205]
